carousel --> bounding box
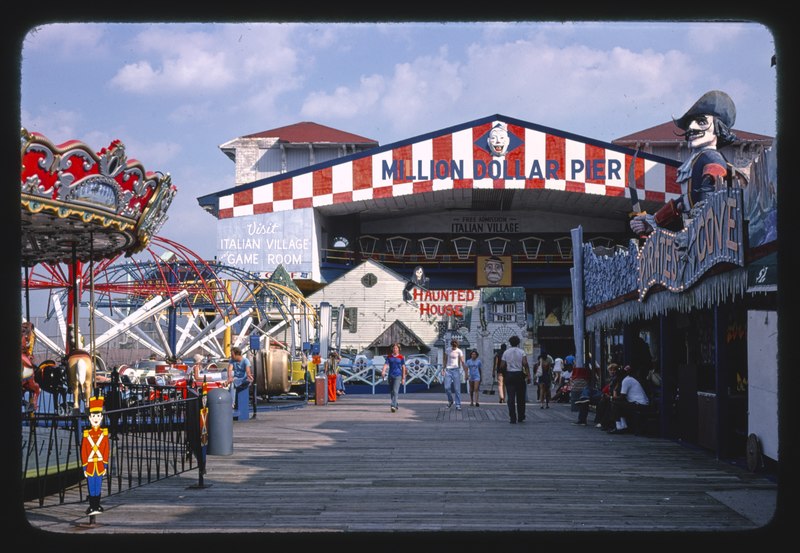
[20,128,176,413]
[20,129,318,415]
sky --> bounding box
[16,20,779,296]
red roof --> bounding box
[613,121,773,146]
[242,121,378,145]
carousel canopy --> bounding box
[20,128,176,267]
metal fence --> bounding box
[338,357,445,393]
[22,380,204,507]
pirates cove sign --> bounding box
[637,188,745,300]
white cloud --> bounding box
[109,49,234,94]
[20,108,82,143]
[301,74,386,119]
[109,61,161,93]
[685,22,747,54]
[22,23,106,59]
[123,139,183,170]
[379,54,463,132]
[105,22,306,120]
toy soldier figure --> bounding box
[630,90,739,235]
[81,396,110,516]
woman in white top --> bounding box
[443,339,467,410]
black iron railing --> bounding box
[22,381,204,507]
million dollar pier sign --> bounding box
[637,188,745,300]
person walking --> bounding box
[537,352,553,409]
[381,343,406,413]
[493,343,507,403]
[443,339,468,411]
[466,349,482,407]
[500,335,531,423]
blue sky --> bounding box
[19,20,777,264]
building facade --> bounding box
[198,115,776,462]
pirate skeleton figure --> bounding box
[630,90,739,236]
[81,396,110,516]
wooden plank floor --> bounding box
[21,391,780,539]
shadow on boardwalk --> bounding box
[20,393,783,543]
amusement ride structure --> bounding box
[20,129,317,414]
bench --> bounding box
[630,402,660,436]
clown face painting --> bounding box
[487,123,510,157]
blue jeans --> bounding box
[388,375,402,408]
[444,368,463,407]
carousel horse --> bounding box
[21,322,40,412]
[66,348,95,413]
[37,359,70,415]
[22,354,40,412]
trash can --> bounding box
[207,387,233,455]
[315,373,328,405]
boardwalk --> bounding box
[21,391,781,542]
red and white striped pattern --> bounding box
[217,120,680,219]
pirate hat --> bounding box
[674,90,736,130]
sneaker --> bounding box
[595,423,603,428]
[456,405,461,411]
[571,421,587,426]
[390,406,397,412]
[448,401,453,408]
[476,402,480,407]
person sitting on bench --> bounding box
[608,364,650,434]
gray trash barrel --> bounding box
[207,387,233,455]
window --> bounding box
[554,236,573,260]
[488,302,524,323]
[332,235,350,248]
[361,273,378,287]
[520,236,544,260]
[418,237,442,260]
[343,307,358,333]
[386,236,410,258]
[486,236,510,256]
[358,235,379,257]
[451,236,476,260]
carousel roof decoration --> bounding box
[20,128,177,266]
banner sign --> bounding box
[637,188,745,300]
[412,288,476,317]
[450,215,520,234]
[216,209,314,273]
